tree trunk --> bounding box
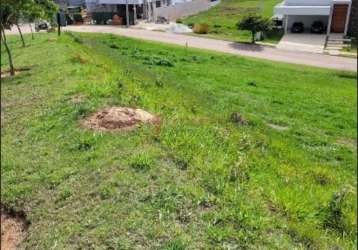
[57,13,61,36]
[251,31,256,44]
[1,27,15,76]
[29,23,34,40]
[16,23,26,47]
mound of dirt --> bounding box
[82,107,160,131]
[1,210,27,250]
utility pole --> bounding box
[126,0,130,27]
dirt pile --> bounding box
[1,210,27,250]
[82,107,159,131]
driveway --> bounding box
[6,25,357,71]
[277,33,327,53]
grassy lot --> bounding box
[181,0,283,43]
[1,32,357,249]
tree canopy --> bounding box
[237,13,272,44]
[0,0,58,76]
[1,0,58,27]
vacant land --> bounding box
[182,0,282,43]
[1,32,357,249]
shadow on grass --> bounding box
[228,42,264,52]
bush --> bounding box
[109,44,119,49]
[176,18,183,23]
[193,23,209,34]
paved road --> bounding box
[7,25,357,71]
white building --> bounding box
[85,0,213,24]
[274,0,352,35]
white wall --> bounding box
[284,0,351,6]
[98,0,144,4]
[171,0,192,5]
[86,0,119,12]
[154,0,211,20]
[285,0,333,6]
[275,5,331,15]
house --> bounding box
[84,0,179,24]
[274,0,353,36]
[85,0,212,25]
[55,0,86,10]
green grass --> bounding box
[1,32,357,249]
[181,0,283,43]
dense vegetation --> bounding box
[1,32,357,249]
[182,0,282,43]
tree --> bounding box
[1,4,16,75]
[16,22,26,47]
[237,14,272,44]
[5,0,28,47]
[21,0,58,40]
[0,0,58,76]
[23,0,54,39]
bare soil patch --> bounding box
[267,123,289,131]
[1,68,30,79]
[1,208,27,250]
[336,138,357,150]
[69,94,87,104]
[82,107,160,131]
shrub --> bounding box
[193,23,209,34]
[109,44,119,49]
